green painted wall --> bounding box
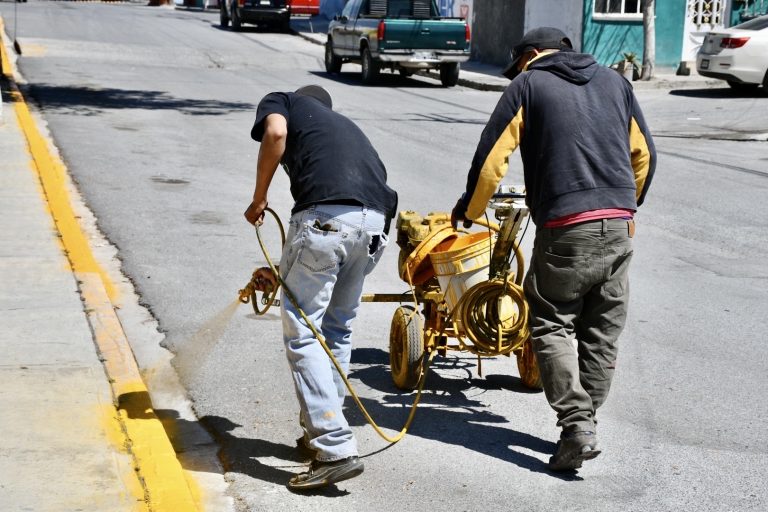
[581,1,686,70]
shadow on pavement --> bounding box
[345,348,579,480]
[309,69,444,89]
[199,415,351,496]
[20,83,254,116]
[669,87,767,99]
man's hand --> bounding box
[451,197,473,230]
[253,267,278,292]
[244,199,268,226]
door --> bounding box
[336,0,364,56]
[681,0,729,62]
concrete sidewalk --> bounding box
[1,19,207,511]
[290,15,723,91]
[1,65,148,512]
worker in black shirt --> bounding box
[244,85,397,490]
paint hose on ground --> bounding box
[239,208,435,444]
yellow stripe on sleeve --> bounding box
[629,117,651,202]
[465,107,525,219]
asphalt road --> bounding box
[3,3,767,511]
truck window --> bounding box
[386,0,438,18]
[364,1,440,18]
[342,0,363,19]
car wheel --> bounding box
[727,80,758,92]
[762,70,768,92]
[325,40,342,74]
[231,6,242,32]
[278,15,291,33]
[439,62,460,87]
[361,47,380,85]
[219,2,230,28]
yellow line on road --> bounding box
[1,17,201,511]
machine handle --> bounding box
[491,192,526,199]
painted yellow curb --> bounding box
[1,17,201,511]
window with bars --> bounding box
[593,0,644,19]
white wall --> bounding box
[524,0,583,51]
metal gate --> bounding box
[681,0,728,62]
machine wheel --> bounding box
[389,306,424,390]
[516,338,543,390]
[231,6,242,32]
[440,62,460,87]
[219,2,230,28]
[361,47,380,85]
[325,40,342,74]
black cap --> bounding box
[502,27,573,80]
[295,85,333,110]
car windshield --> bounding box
[733,15,768,31]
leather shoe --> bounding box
[548,431,601,471]
[288,456,364,490]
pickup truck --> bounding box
[325,0,471,86]
[219,0,318,32]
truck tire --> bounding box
[219,2,230,28]
[440,62,460,87]
[231,6,242,32]
[361,47,380,85]
[325,40,342,74]
[278,15,291,33]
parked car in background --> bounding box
[326,0,471,87]
[220,0,291,32]
[696,14,768,92]
[289,0,319,16]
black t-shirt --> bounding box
[251,92,398,231]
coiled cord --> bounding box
[453,276,529,355]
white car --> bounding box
[696,14,768,91]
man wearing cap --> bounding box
[244,85,398,489]
[451,28,656,471]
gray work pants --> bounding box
[524,218,634,434]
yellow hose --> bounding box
[453,276,529,355]
[254,209,434,444]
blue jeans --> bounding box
[278,204,388,461]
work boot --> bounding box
[296,435,317,461]
[287,456,364,491]
[548,431,601,471]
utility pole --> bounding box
[641,0,656,80]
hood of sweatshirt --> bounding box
[528,50,599,85]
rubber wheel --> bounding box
[727,80,758,91]
[325,40,342,74]
[440,62,460,87]
[219,2,230,28]
[231,6,242,32]
[389,306,424,390]
[361,47,380,85]
[516,338,543,390]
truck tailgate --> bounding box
[378,19,468,51]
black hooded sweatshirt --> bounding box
[459,50,656,227]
